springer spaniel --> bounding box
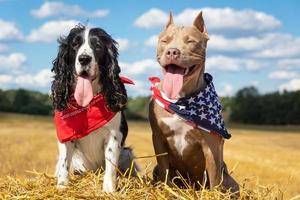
[51,24,137,192]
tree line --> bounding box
[0,89,52,115]
[0,87,299,125]
[229,87,300,125]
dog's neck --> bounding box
[179,64,206,98]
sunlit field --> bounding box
[0,112,299,199]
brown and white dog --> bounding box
[149,12,239,193]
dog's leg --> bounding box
[221,162,240,194]
[55,141,75,188]
[103,128,122,192]
[118,147,139,176]
[152,130,170,184]
[149,101,170,184]
[202,134,223,189]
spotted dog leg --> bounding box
[103,129,123,192]
[55,141,75,188]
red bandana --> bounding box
[54,77,134,143]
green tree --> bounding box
[0,90,12,111]
[12,89,30,112]
[230,86,262,124]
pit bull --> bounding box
[148,11,239,193]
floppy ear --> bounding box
[193,11,208,33]
[165,12,174,29]
[101,37,127,112]
[51,37,76,111]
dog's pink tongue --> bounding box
[74,76,93,107]
[163,65,184,99]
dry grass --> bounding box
[0,112,299,199]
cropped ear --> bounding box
[51,37,76,111]
[165,12,174,29]
[193,11,207,33]
[101,36,127,112]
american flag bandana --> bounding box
[149,73,231,139]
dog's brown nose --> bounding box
[166,48,181,60]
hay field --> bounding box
[0,112,299,199]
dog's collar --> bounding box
[149,73,231,139]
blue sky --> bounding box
[0,0,300,97]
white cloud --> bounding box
[0,53,27,69]
[31,1,109,19]
[177,8,281,32]
[252,33,300,58]
[144,35,158,47]
[15,74,34,85]
[210,34,272,51]
[15,69,53,87]
[134,7,281,32]
[127,80,151,96]
[0,74,13,84]
[206,55,263,71]
[0,69,53,89]
[218,82,234,97]
[116,38,130,51]
[279,79,300,92]
[134,8,169,29]
[120,59,160,77]
[209,33,300,59]
[0,19,23,41]
[269,70,299,80]
[278,59,300,69]
[119,59,161,96]
[33,69,53,87]
[27,20,78,42]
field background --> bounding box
[0,112,300,199]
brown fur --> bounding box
[149,12,239,193]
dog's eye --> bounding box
[72,36,83,49]
[187,39,196,44]
[71,42,78,48]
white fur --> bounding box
[56,112,123,192]
[75,28,97,77]
[161,115,192,156]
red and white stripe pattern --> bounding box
[149,74,231,139]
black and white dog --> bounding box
[51,25,137,192]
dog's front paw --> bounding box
[57,178,69,189]
[103,175,116,193]
[56,184,67,190]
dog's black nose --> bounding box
[166,48,181,60]
[78,54,92,65]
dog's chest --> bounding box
[72,128,108,170]
[160,115,194,156]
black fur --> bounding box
[51,25,127,112]
[89,28,127,112]
[120,111,128,146]
[51,25,84,111]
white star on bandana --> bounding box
[150,73,231,139]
